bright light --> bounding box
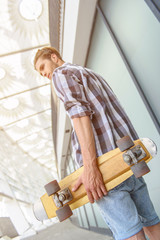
[28,133,38,140]
[36,142,45,149]
[17,119,29,128]
[3,98,19,110]
[45,110,51,115]
[0,68,6,80]
[39,86,50,96]
[19,0,42,21]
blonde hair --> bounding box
[34,47,62,69]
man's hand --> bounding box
[72,164,107,203]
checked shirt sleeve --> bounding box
[53,72,94,119]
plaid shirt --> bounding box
[52,63,138,167]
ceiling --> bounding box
[0,0,63,204]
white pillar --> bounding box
[0,172,30,235]
[4,199,30,235]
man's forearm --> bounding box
[72,115,107,203]
[72,115,97,167]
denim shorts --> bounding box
[96,175,160,240]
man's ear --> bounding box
[51,53,58,63]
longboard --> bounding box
[33,136,157,222]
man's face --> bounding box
[35,56,59,80]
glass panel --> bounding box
[84,203,97,227]
[78,206,89,229]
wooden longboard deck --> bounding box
[41,139,152,219]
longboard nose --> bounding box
[33,199,48,221]
[140,138,157,157]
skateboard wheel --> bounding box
[56,204,73,222]
[116,136,134,152]
[44,180,60,196]
[131,160,150,178]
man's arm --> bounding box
[72,115,107,203]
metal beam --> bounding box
[0,83,50,101]
[48,0,62,163]
[16,126,51,143]
[48,0,60,50]
[144,0,160,22]
[2,108,51,129]
[0,44,49,58]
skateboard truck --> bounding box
[123,145,150,177]
[117,136,150,178]
[53,188,73,208]
[44,180,73,222]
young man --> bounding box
[34,47,160,240]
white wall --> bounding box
[87,0,160,216]
[99,0,160,124]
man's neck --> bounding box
[58,60,65,67]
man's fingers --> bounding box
[72,177,82,192]
[101,184,108,196]
[93,186,107,201]
[87,191,94,203]
[72,169,107,202]
[97,188,104,199]
[92,190,100,202]
[88,186,107,203]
